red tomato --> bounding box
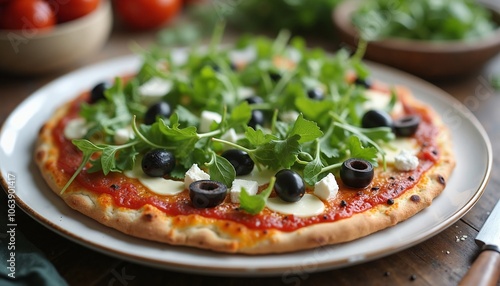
[0,0,55,30]
[114,0,181,30]
[49,0,100,23]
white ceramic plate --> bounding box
[0,54,492,276]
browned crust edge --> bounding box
[34,89,455,254]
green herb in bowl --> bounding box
[351,0,498,41]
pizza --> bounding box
[34,33,455,254]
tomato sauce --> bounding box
[53,94,440,232]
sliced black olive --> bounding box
[274,169,305,202]
[189,180,227,208]
[307,88,325,101]
[141,149,176,177]
[221,149,254,176]
[269,71,282,82]
[340,158,374,188]
[248,109,265,129]
[361,109,393,128]
[210,62,237,72]
[144,101,171,125]
[244,96,264,105]
[393,115,420,137]
[89,81,112,103]
[354,77,372,89]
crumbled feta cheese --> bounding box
[138,77,172,106]
[230,179,258,203]
[229,47,257,65]
[63,118,88,139]
[199,111,222,133]
[279,110,300,123]
[113,126,134,145]
[394,150,419,171]
[221,128,240,144]
[237,87,254,100]
[313,173,339,200]
[184,164,210,189]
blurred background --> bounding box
[0,0,499,83]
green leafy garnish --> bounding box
[61,28,398,215]
[352,0,498,41]
[239,177,276,215]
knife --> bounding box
[459,200,500,286]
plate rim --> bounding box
[0,54,493,276]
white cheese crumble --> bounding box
[138,77,172,106]
[394,150,419,171]
[230,179,258,203]
[266,194,325,218]
[113,126,135,145]
[380,138,419,164]
[199,111,222,133]
[279,110,300,123]
[313,173,339,201]
[221,128,240,145]
[63,118,88,139]
[184,164,210,189]
[237,87,255,101]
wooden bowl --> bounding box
[0,0,112,75]
[333,0,500,80]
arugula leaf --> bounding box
[245,128,276,146]
[303,140,325,185]
[347,136,378,166]
[60,139,104,194]
[239,177,276,215]
[226,101,252,130]
[288,113,323,143]
[254,134,301,170]
[206,153,236,187]
[100,147,120,175]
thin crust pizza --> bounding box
[34,34,455,254]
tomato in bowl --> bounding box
[0,0,112,75]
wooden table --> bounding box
[1,23,499,286]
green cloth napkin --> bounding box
[0,192,67,286]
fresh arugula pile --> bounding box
[352,0,498,41]
[62,28,395,209]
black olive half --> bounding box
[210,62,237,72]
[144,101,171,125]
[393,115,420,137]
[248,109,265,129]
[269,71,282,82]
[274,169,305,202]
[361,109,393,129]
[89,81,112,104]
[354,77,372,89]
[221,149,254,176]
[189,180,227,208]
[340,158,374,188]
[141,149,176,177]
[307,88,325,101]
[244,96,264,105]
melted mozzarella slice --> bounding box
[380,138,420,164]
[64,118,88,139]
[237,168,276,186]
[137,176,185,196]
[124,161,184,196]
[363,89,403,116]
[266,194,325,218]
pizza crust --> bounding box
[34,88,455,254]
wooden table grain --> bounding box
[1,24,499,286]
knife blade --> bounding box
[459,200,500,286]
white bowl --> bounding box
[0,0,112,75]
